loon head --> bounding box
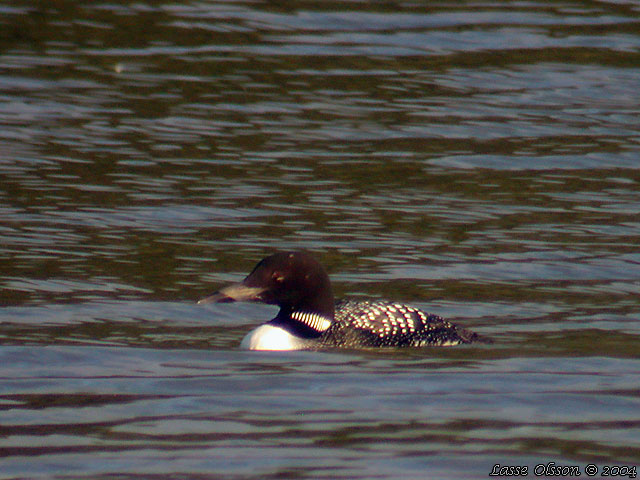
[199,251,335,336]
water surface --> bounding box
[1,1,639,478]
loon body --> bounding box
[199,251,485,350]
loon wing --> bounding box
[329,299,481,347]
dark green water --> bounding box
[1,1,639,478]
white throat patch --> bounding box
[240,324,309,351]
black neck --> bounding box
[269,309,327,339]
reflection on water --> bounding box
[1,344,639,479]
[1,0,639,478]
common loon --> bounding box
[198,251,485,350]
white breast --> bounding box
[240,324,311,351]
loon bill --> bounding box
[199,251,488,350]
